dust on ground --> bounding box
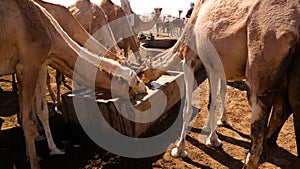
[0,67,297,169]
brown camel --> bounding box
[34,0,128,123]
[69,0,140,63]
[287,43,300,168]
[68,0,121,55]
[120,0,162,35]
[0,1,146,169]
[35,0,127,108]
[36,0,122,62]
[100,0,142,63]
[139,0,299,168]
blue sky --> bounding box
[45,0,193,17]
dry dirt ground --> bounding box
[0,64,298,169]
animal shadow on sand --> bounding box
[188,122,297,169]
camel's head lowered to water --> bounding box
[127,69,148,98]
[137,47,184,84]
[109,65,147,99]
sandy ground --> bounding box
[0,62,298,169]
[0,26,298,169]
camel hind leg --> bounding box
[245,28,296,168]
[35,64,65,155]
[266,78,291,146]
[288,43,300,167]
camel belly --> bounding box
[0,0,23,76]
[195,0,252,81]
[0,44,18,76]
[212,26,248,81]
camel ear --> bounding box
[154,8,162,12]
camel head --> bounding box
[128,70,147,98]
[151,8,162,24]
[154,8,162,17]
[138,42,186,84]
[138,67,165,84]
[111,66,147,99]
[137,50,179,84]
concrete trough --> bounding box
[61,71,184,137]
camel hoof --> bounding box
[50,148,65,155]
[206,138,222,147]
[245,152,259,169]
[171,147,187,158]
[217,119,229,126]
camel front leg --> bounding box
[171,60,194,157]
[16,64,40,169]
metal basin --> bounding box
[140,39,177,57]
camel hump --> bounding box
[196,0,257,36]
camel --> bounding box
[69,0,140,63]
[139,0,300,168]
[119,0,162,35]
[156,17,185,37]
[0,1,146,169]
[23,2,140,157]
[36,0,122,62]
[100,0,143,63]
[35,0,136,116]
[67,0,121,55]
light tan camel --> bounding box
[35,0,126,113]
[0,1,146,169]
[120,0,162,35]
[100,0,143,63]
[139,0,299,168]
[68,0,121,55]
[69,0,140,63]
[36,0,122,62]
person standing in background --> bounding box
[186,2,194,18]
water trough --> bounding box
[61,71,184,137]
